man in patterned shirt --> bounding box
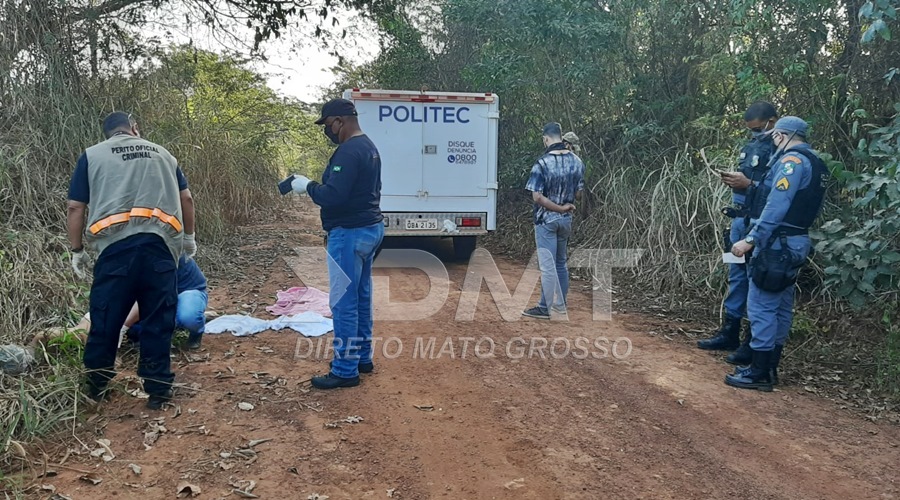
[523,122,585,320]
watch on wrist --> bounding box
[71,246,83,253]
[744,235,755,245]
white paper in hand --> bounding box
[722,252,746,264]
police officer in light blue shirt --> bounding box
[725,116,829,392]
[697,102,777,353]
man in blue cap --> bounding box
[726,116,829,391]
[288,98,384,389]
[698,102,777,353]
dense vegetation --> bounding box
[332,0,900,391]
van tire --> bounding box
[453,236,477,261]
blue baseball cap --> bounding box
[771,116,808,138]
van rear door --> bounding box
[421,101,490,198]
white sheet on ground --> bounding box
[205,312,332,337]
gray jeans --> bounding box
[535,216,572,309]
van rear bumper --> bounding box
[382,212,489,237]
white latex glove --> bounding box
[183,233,197,260]
[71,250,90,279]
[291,175,311,195]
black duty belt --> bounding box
[776,226,808,236]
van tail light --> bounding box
[456,217,482,227]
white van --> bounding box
[342,89,500,259]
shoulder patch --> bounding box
[776,177,790,191]
[781,155,802,165]
[781,163,795,176]
[332,165,342,172]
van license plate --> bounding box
[405,219,438,230]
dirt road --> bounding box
[43,201,900,499]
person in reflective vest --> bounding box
[66,112,197,409]
[726,116,829,391]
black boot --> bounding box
[697,316,742,351]
[726,334,752,365]
[724,349,773,392]
[770,344,783,385]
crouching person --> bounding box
[123,255,208,350]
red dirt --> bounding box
[32,200,900,499]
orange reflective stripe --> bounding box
[88,208,182,235]
[88,213,131,234]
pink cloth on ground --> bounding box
[266,287,332,318]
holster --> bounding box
[750,234,800,292]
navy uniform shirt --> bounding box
[307,135,383,231]
[67,152,190,257]
[733,133,775,206]
[176,255,207,293]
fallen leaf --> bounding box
[308,494,330,500]
[676,399,685,406]
[238,402,255,411]
[248,438,272,447]
[39,484,56,493]
[288,467,299,475]
[173,405,182,418]
[176,481,201,497]
[50,494,73,500]
[128,463,142,475]
[232,489,259,499]
[344,415,363,424]
[387,488,396,497]
[413,404,434,411]
[79,473,102,485]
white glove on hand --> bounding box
[291,175,311,195]
[71,250,90,279]
[183,233,197,260]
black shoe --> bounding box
[329,360,374,374]
[185,334,202,350]
[83,383,110,403]
[522,306,550,319]
[311,373,360,390]
[146,389,173,410]
[725,349,773,392]
[697,316,741,351]
[726,336,753,365]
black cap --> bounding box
[315,98,358,125]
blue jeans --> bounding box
[175,289,208,340]
[327,222,384,378]
[748,234,810,351]
[535,216,572,310]
[131,289,208,340]
[724,218,750,319]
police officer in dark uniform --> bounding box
[67,112,196,409]
[697,102,777,353]
[725,116,829,391]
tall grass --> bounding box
[0,2,295,475]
